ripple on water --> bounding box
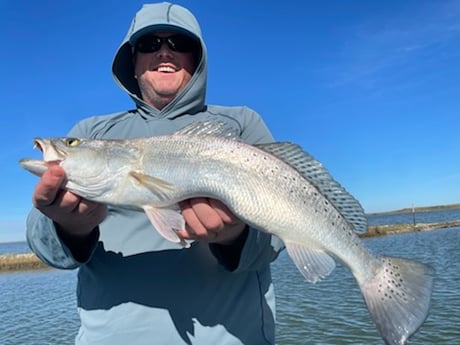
[0,269,78,344]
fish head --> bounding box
[20,138,70,177]
[20,137,126,200]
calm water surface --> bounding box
[0,269,78,344]
[0,241,30,255]
[273,226,460,344]
[1,212,459,344]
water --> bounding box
[273,226,460,344]
[0,269,78,344]
[0,241,30,255]
[1,211,459,344]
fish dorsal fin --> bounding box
[173,121,240,140]
[255,142,368,233]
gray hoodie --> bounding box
[27,3,283,344]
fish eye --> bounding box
[65,138,80,147]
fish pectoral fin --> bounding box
[129,171,175,195]
[285,242,336,283]
[142,205,190,248]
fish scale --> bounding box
[20,121,434,345]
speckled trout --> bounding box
[20,121,433,345]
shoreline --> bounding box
[0,253,50,272]
[360,220,460,238]
[1,221,459,272]
[367,203,460,216]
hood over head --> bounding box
[112,2,207,118]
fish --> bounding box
[19,121,433,345]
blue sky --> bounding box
[1,0,459,242]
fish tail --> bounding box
[358,256,434,345]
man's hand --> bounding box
[32,165,107,238]
[177,198,246,245]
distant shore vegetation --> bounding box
[367,203,460,216]
[0,253,49,272]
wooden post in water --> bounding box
[412,204,416,229]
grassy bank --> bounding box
[360,220,460,238]
[0,253,49,272]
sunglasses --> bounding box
[134,34,198,54]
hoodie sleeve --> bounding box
[26,209,86,269]
[209,107,285,272]
[26,120,100,269]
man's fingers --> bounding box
[180,199,209,237]
[33,166,66,207]
[208,199,236,224]
[189,198,224,231]
[178,198,247,244]
[52,190,81,213]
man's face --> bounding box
[134,31,197,110]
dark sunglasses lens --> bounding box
[167,35,197,52]
[136,37,161,53]
[135,35,198,53]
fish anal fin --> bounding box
[285,242,336,283]
[142,205,190,248]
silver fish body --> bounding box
[20,122,433,345]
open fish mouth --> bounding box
[33,139,44,152]
[19,138,66,177]
[32,138,67,162]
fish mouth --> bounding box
[33,138,66,163]
[33,139,45,152]
[19,138,65,176]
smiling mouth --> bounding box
[157,66,176,73]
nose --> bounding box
[156,41,174,57]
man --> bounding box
[27,3,283,345]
